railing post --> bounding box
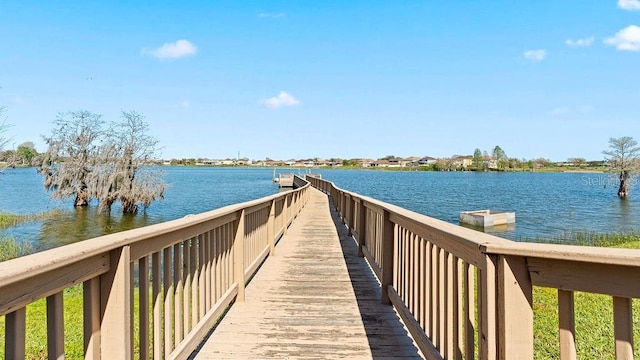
[348,195,356,236]
[84,277,101,360]
[381,209,395,305]
[357,199,366,257]
[341,193,347,224]
[480,254,497,360]
[558,290,577,359]
[100,246,132,360]
[5,308,26,359]
[613,296,634,359]
[234,210,246,302]
[47,292,64,360]
[268,200,276,256]
[497,255,533,359]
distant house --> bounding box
[452,155,473,169]
[372,159,390,168]
[358,158,375,167]
[404,156,422,167]
[483,155,498,170]
[418,156,437,166]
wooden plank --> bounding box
[362,246,382,280]
[139,256,150,360]
[129,212,238,261]
[497,255,533,359]
[193,187,423,360]
[183,239,191,336]
[47,292,65,360]
[244,247,270,281]
[381,209,395,305]
[0,253,109,315]
[390,213,487,269]
[613,296,634,360]
[169,285,238,360]
[465,262,475,360]
[100,246,132,360]
[174,243,183,346]
[83,277,101,360]
[5,307,26,359]
[152,251,162,359]
[529,258,640,298]
[389,287,444,360]
[558,290,576,360]
[163,246,173,357]
[243,201,272,217]
[485,241,640,268]
[234,210,246,302]
[480,254,497,360]
[198,234,206,319]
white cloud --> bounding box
[10,96,24,105]
[551,105,593,115]
[146,40,197,59]
[259,12,285,18]
[619,0,640,11]
[263,91,300,109]
[551,107,570,116]
[565,37,594,47]
[523,49,546,62]
[179,100,190,109]
[604,25,640,51]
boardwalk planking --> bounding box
[192,187,424,359]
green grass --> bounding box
[0,210,64,263]
[532,239,640,359]
[2,230,640,358]
[0,286,148,360]
[0,237,34,262]
[528,230,640,248]
[533,287,640,359]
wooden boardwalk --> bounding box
[192,188,424,359]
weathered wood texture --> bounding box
[193,187,424,359]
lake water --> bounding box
[314,169,640,241]
[0,167,279,249]
[1,167,639,250]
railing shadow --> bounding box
[326,195,424,359]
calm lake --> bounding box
[1,167,639,250]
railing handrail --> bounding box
[1,175,311,359]
[310,175,640,265]
[0,183,306,289]
[307,174,640,360]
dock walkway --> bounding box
[192,187,423,359]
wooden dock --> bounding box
[192,188,423,359]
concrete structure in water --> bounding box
[459,209,516,227]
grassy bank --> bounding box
[0,210,63,262]
[0,286,146,359]
[528,230,640,247]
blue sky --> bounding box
[1,1,639,161]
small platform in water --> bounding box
[278,173,294,187]
[459,209,515,227]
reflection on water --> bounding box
[459,222,516,233]
[37,207,153,249]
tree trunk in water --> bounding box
[122,199,138,214]
[618,170,629,198]
[74,192,89,207]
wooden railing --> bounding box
[0,176,310,359]
[307,175,640,360]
